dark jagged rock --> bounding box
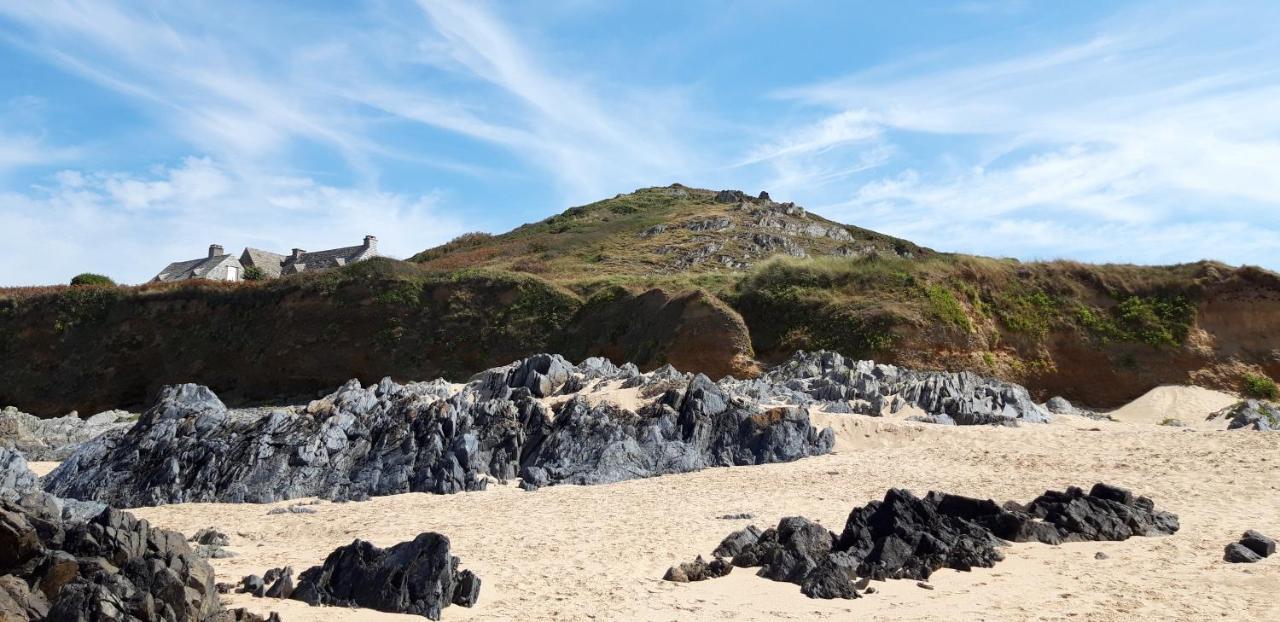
[713,525,763,558]
[1225,542,1262,563]
[291,533,478,620]
[756,517,836,583]
[0,499,224,621]
[663,555,733,582]
[1239,530,1275,557]
[1023,483,1180,542]
[264,567,294,599]
[44,356,833,508]
[1225,529,1275,563]
[679,483,1178,599]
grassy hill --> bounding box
[2,184,1278,415]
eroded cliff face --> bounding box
[2,258,1277,416]
[734,263,1280,409]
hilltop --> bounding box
[411,184,928,291]
[1,185,1278,415]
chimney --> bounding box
[363,235,378,251]
[209,244,223,258]
[291,248,305,261]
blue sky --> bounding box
[2,1,1278,285]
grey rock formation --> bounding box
[1045,397,1074,414]
[680,483,1177,599]
[0,447,38,500]
[0,406,135,461]
[291,533,478,620]
[1219,400,1280,431]
[0,499,225,621]
[44,355,833,508]
[727,351,1051,425]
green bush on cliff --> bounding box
[1242,373,1278,400]
[70,273,115,287]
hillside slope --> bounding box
[411,185,928,287]
[2,185,1278,416]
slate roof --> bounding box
[282,244,376,275]
[240,248,288,278]
[153,254,239,283]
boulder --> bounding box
[1239,530,1275,558]
[662,555,733,583]
[1225,542,1262,563]
[291,533,478,621]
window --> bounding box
[226,266,240,282]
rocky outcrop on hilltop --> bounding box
[43,354,834,507]
[291,533,480,620]
[728,351,1051,425]
[667,483,1178,599]
[0,406,135,461]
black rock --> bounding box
[1225,542,1263,563]
[1239,530,1275,558]
[238,574,265,596]
[713,525,763,558]
[292,533,478,621]
[700,483,1179,600]
[264,567,294,599]
[0,499,223,621]
[756,517,836,583]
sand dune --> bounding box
[1105,385,1240,427]
[119,392,1278,622]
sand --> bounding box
[1106,385,1241,428]
[109,388,1278,621]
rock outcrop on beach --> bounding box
[728,351,1051,425]
[1224,530,1275,563]
[668,483,1179,599]
[0,497,222,621]
[0,406,135,461]
[43,354,835,507]
[1217,400,1280,431]
[291,533,479,620]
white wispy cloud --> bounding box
[752,4,1280,267]
[0,157,463,285]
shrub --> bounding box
[70,273,115,287]
[1242,373,1278,400]
[243,266,266,281]
[925,285,971,332]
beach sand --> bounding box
[120,386,1279,621]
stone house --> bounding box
[151,236,378,283]
[152,245,244,283]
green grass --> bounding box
[1242,373,1278,400]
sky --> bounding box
[1,0,1278,285]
